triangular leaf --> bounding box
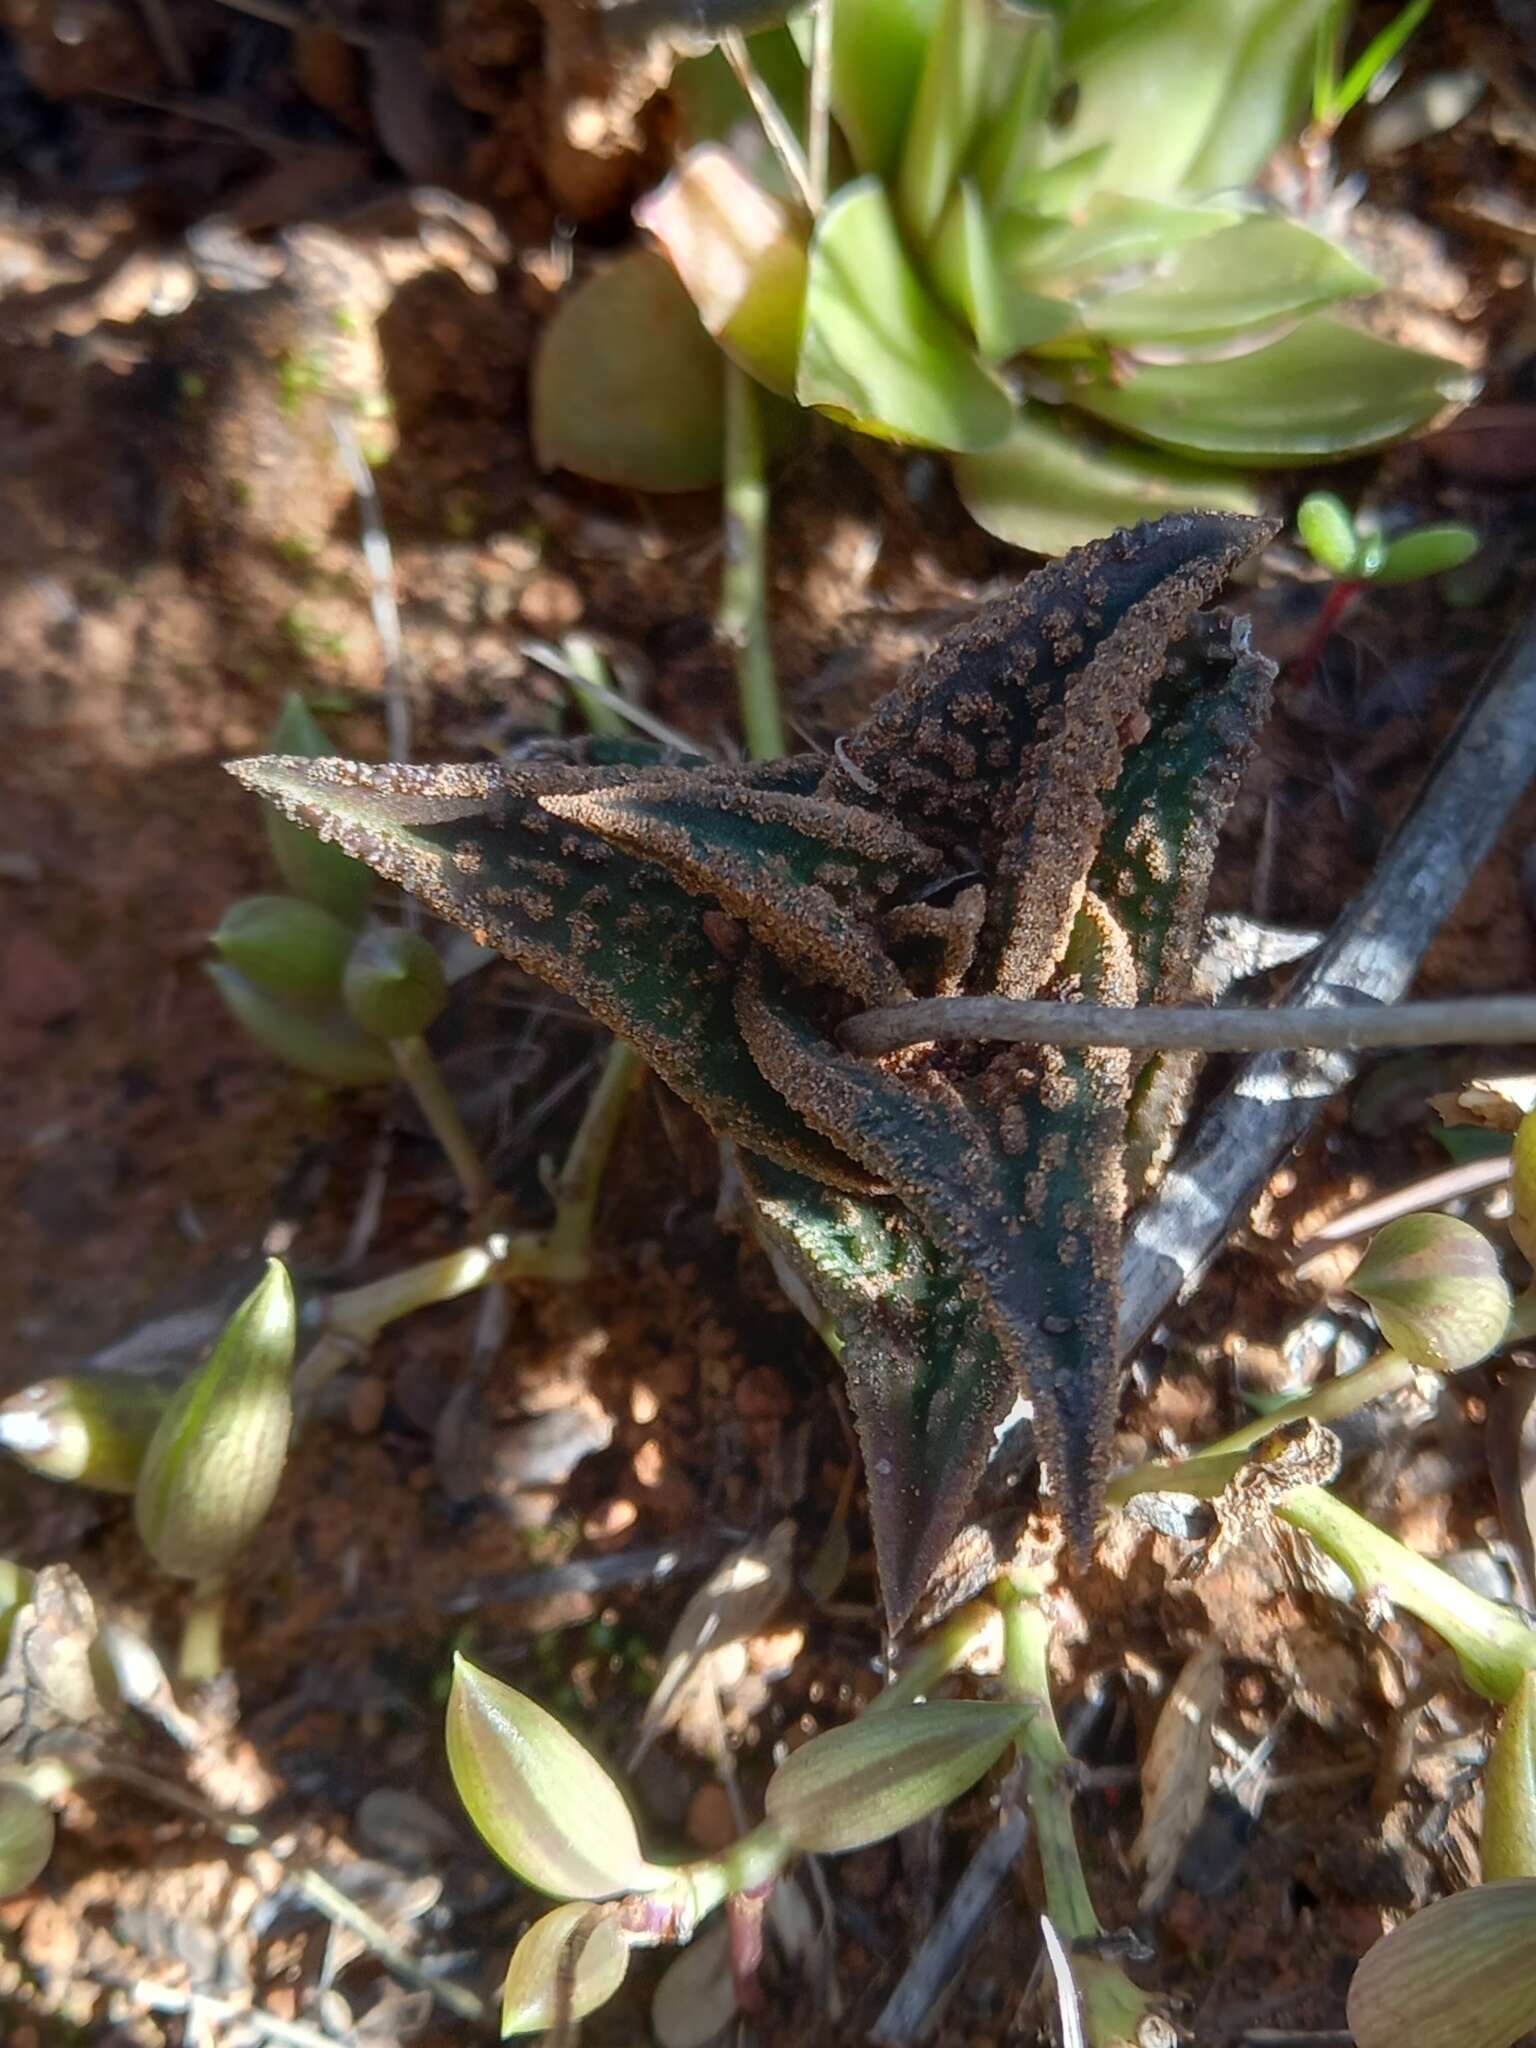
[745,1153,1013,1632]
[737,902,1134,1558]
[226,755,871,1190]
[542,772,937,1005]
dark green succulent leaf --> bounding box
[737,900,1135,1559]
[226,755,872,1191]
[1090,618,1276,1194]
[819,514,1273,871]
[745,1153,1013,1632]
[541,771,939,1005]
[1090,618,1277,1005]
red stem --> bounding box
[1289,578,1363,686]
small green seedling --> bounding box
[134,1260,297,1680]
[1292,490,1479,680]
[1311,0,1435,138]
[0,1375,171,1494]
[447,1567,1158,2044]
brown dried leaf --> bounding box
[631,1521,795,1763]
[1133,1640,1224,1910]
[0,1563,103,1763]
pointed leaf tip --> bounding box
[446,1655,667,1900]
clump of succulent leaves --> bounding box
[234,510,1278,1629]
[533,0,1472,553]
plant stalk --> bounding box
[995,1578,1159,2047]
[842,992,1536,1060]
[388,1033,493,1210]
[178,1576,228,1684]
[721,363,786,763]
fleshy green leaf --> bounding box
[895,0,1022,245]
[264,693,373,926]
[446,1656,669,1900]
[501,1904,631,2036]
[745,1154,1013,1631]
[928,183,1074,362]
[207,964,396,1087]
[342,926,449,1040]
[226,755,866,1189]
[212,895,356,1006]
[796,177,1013,453]
[1052,0,1331,201]
[531,250,725,490]
[1372,523,1480,585]
[999,194,1239,300]
[1350,1214,1511,1373]
[0,1783,54,1898]
[1296,490,1362,577]
[1071,315,1475,462]
[829,0,943,178]
[0,1374,171,1494]
[1347,1882,1536,2048]
[637,146,807,398]
[133,1260,296,1581]
[764,1699,1028,1852]
[953,404,1259,555]
[1079,217,1378,345]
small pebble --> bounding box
[685,1782,736,1853]
[346,1374,387,1435]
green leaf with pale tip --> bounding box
[342,926,448,1040]
[541,772,938,1007]
[134,1260,296,1582]
[264,694,373,926]
[1347,1881,1536,2048]
[212,894,356,1006]
[531,249,725,491]
[207,964,396,1087]
[446,1655,669,1901]
[0,1783,54,1898]
[796,177,1013,453]
[224,754,870,1191]
[955,404,1259,557]
[737,917,1131,1560]
[764,1699,1028,1852]
[1079,217,1378,346]
[1351,1213,1512,1373]
[1072,316,1476,463]
[1484,1671,1536,1881]
[745,1153,1013,1633]
[500,1903,631,2037]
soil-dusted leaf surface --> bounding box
[5,5,1536,2046]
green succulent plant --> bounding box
[533,0,1471,553]
[232,510,1276,1627]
